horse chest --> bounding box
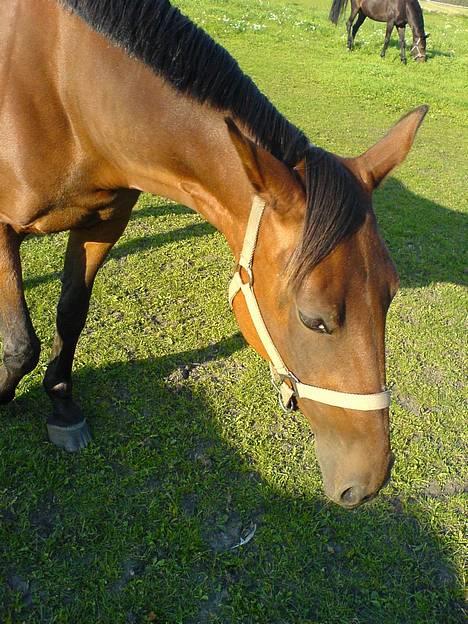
[13,190,120,235]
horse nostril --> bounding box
[340,486,363,506]
[340,485,373,507]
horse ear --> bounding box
[225,118,304,206]
[225,118,265,193]
[425,33,430,39]
[350,105,428,191]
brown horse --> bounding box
[330,0,429,63]
[0,0,427,508]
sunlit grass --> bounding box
[1,1,466,622]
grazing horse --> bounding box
[330,0,429,63]
[0,0,427,508]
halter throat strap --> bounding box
[228,196,391,412]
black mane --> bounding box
[61,0,366,280]
[61,0,309,166]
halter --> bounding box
[411,38,425,60]
[228,196,391,412]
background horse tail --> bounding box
[329,0,350,24]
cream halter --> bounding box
[228,196,391,412]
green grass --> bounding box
[1,1,466,622]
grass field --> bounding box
[1,0,466,622]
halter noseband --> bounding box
[228,196,391,413]
[411,38,425,60]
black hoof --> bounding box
[47,419,92,452]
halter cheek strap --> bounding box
[228,196,391,412]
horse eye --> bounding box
[298,310,329,334]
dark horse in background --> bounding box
[330,0,429,63]
[1,0,427,508]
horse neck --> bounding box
[61,21,255,256]
[407,0,425,40]
[108,79,255,255]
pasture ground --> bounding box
[1,0,466,622]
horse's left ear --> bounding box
[425,33,430,39]
[348,105,428,191]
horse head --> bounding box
[227,106,427,508]
[412,33,430,62]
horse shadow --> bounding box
[23,202,213,291]
[374,177,466,288]
[1,335,464,623]
[426,47,454,59]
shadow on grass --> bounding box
[375,177,467,288]
[0,335,464,623]
[350,35,452,60]
[131,203,194,220]
[23,203,213,291]
[425,47,454,59]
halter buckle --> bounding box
[277,371,299,413]
[280,371,299,395]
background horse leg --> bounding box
[346,1,360,50]
[351,11,366,48]
[397,26,407,63]
[381,22,394,58]
[0,224,40,404]
[43,193,138,451]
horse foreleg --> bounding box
[0,224,40,404]
[43,198,136,451]
[351,11,366,47]
[346,2,360,50]
[381,22,394,58]
[398,26,407,64]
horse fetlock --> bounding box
[43,377,72,399]
[47,394,85,427]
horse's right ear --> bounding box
[225,118,305,206]
[347,105,428,191]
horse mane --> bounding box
[60,0,309,166]
[61,0,366,283]
[289,148,366,288]
[407,0,426,37]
